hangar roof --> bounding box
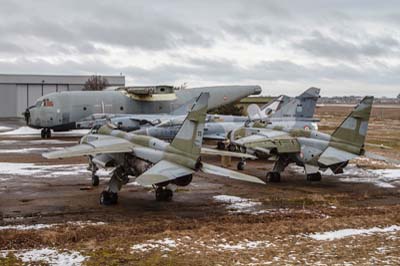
[0,74,125,85]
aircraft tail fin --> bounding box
[331,96,374,153]
[271,87,320,119]
[169,93,209,157]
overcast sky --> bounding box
[0,0,400,97]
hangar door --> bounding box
[0,85,17,117]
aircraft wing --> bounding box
[43,135,134,159]
[135,160,194,186]
[318,146,358,166]
[201,147,256,159]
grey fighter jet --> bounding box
[43,93,263,205]
[133,87,321,148]
[230,96,396,182]
[24,85,261,138]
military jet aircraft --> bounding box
[43,93,264,205]
[133,87,321,150]
[229,96,386,182]
[24,85,261,138]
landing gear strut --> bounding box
[41,128,51,139]
[92,175,100,186]
[155,187,173,201]
[306,172,322,182]
[99,166,128,205]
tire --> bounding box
[100,191,118,205]
[41,129,46,139]
[228,144,236,152]
[92,175,100,186]
[267,172,281,183]
[217,142,225,150]
[46,129,51,138]
[237,161,245,171]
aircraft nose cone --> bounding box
[253,85,262,95]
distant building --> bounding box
[0,74,125,118]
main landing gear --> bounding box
[306,172,322,182]
[41,128,51,139]
[100,191,118,205]
[266,172,281,182]
[99,166,128,205]
[155,186,173,201]
[237,159,246,171]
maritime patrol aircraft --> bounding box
[229,96,396,182]
[43,93,264,205]
[24,85,261,138]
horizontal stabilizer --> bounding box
[136,160,194,186]
[201,162,265,184]
[318,146,358,166]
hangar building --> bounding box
[0,74,125,118]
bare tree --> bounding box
[83,75,109,91]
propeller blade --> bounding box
[200,162,265,184]
[364,151,400,165]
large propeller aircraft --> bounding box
[43,93,263,205]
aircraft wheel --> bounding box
[267,172,281,182]
[237,160,246,171]
[92,175,100,186]
[46,128,51,138]
[227,144,236,152]
[41,129,46,139]
[217,142,225,150]
[100,191,118,205]
[155,187,173,202]
[307,173,321,182]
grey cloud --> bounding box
[294,31,400,60]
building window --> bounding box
[120,106,124,111]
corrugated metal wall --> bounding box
[0,75,125,117]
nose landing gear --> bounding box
[41,128,51,139]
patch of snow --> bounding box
[0,147,63,154]
[217,240,272,251]
[338,165,400,188]
[308,225,400,241]
[0,126,40,135]
[290,164,400,188]
[131,238,177,253]
[0,221,106,231]
[0,126,88,137]
[29,139,77,144]
[0,126,12,131]
[0,163,111,179]
[213,195,262,214]
[0,248,87,266]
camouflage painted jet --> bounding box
[43,93,263,205]
[24,85,261,138]
[133,87,321,148]
[230,96,380,182]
